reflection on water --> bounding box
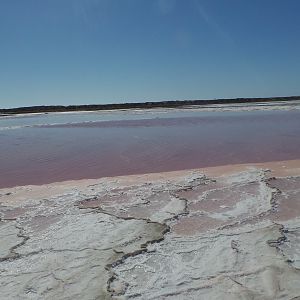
[0,109,300,188]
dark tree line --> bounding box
[1,96,299,115]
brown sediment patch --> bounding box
[171,215,228,235]
[188,182,260,213]
[77,197,103,209]
[268,176,300,222]
[0,206,30,221]
[77,194,132,209]
[24,215,62,232]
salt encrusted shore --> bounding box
[0,160,300,299]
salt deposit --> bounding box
[0,161,300,299]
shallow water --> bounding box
[0,108,300,188]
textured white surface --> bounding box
[0,166,300,299]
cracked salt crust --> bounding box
[0,161,300,299]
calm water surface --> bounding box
[1,109,300,188]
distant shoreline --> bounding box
[1,96,300,115]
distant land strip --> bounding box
[1,96,300,115]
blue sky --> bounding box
[0,0,300,108]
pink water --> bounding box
[0,109,300,188]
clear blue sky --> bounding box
[1,0,300,108]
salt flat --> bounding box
[0,160,299,299]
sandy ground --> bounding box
[0,160,300,299]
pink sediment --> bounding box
[1,159,299,230]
